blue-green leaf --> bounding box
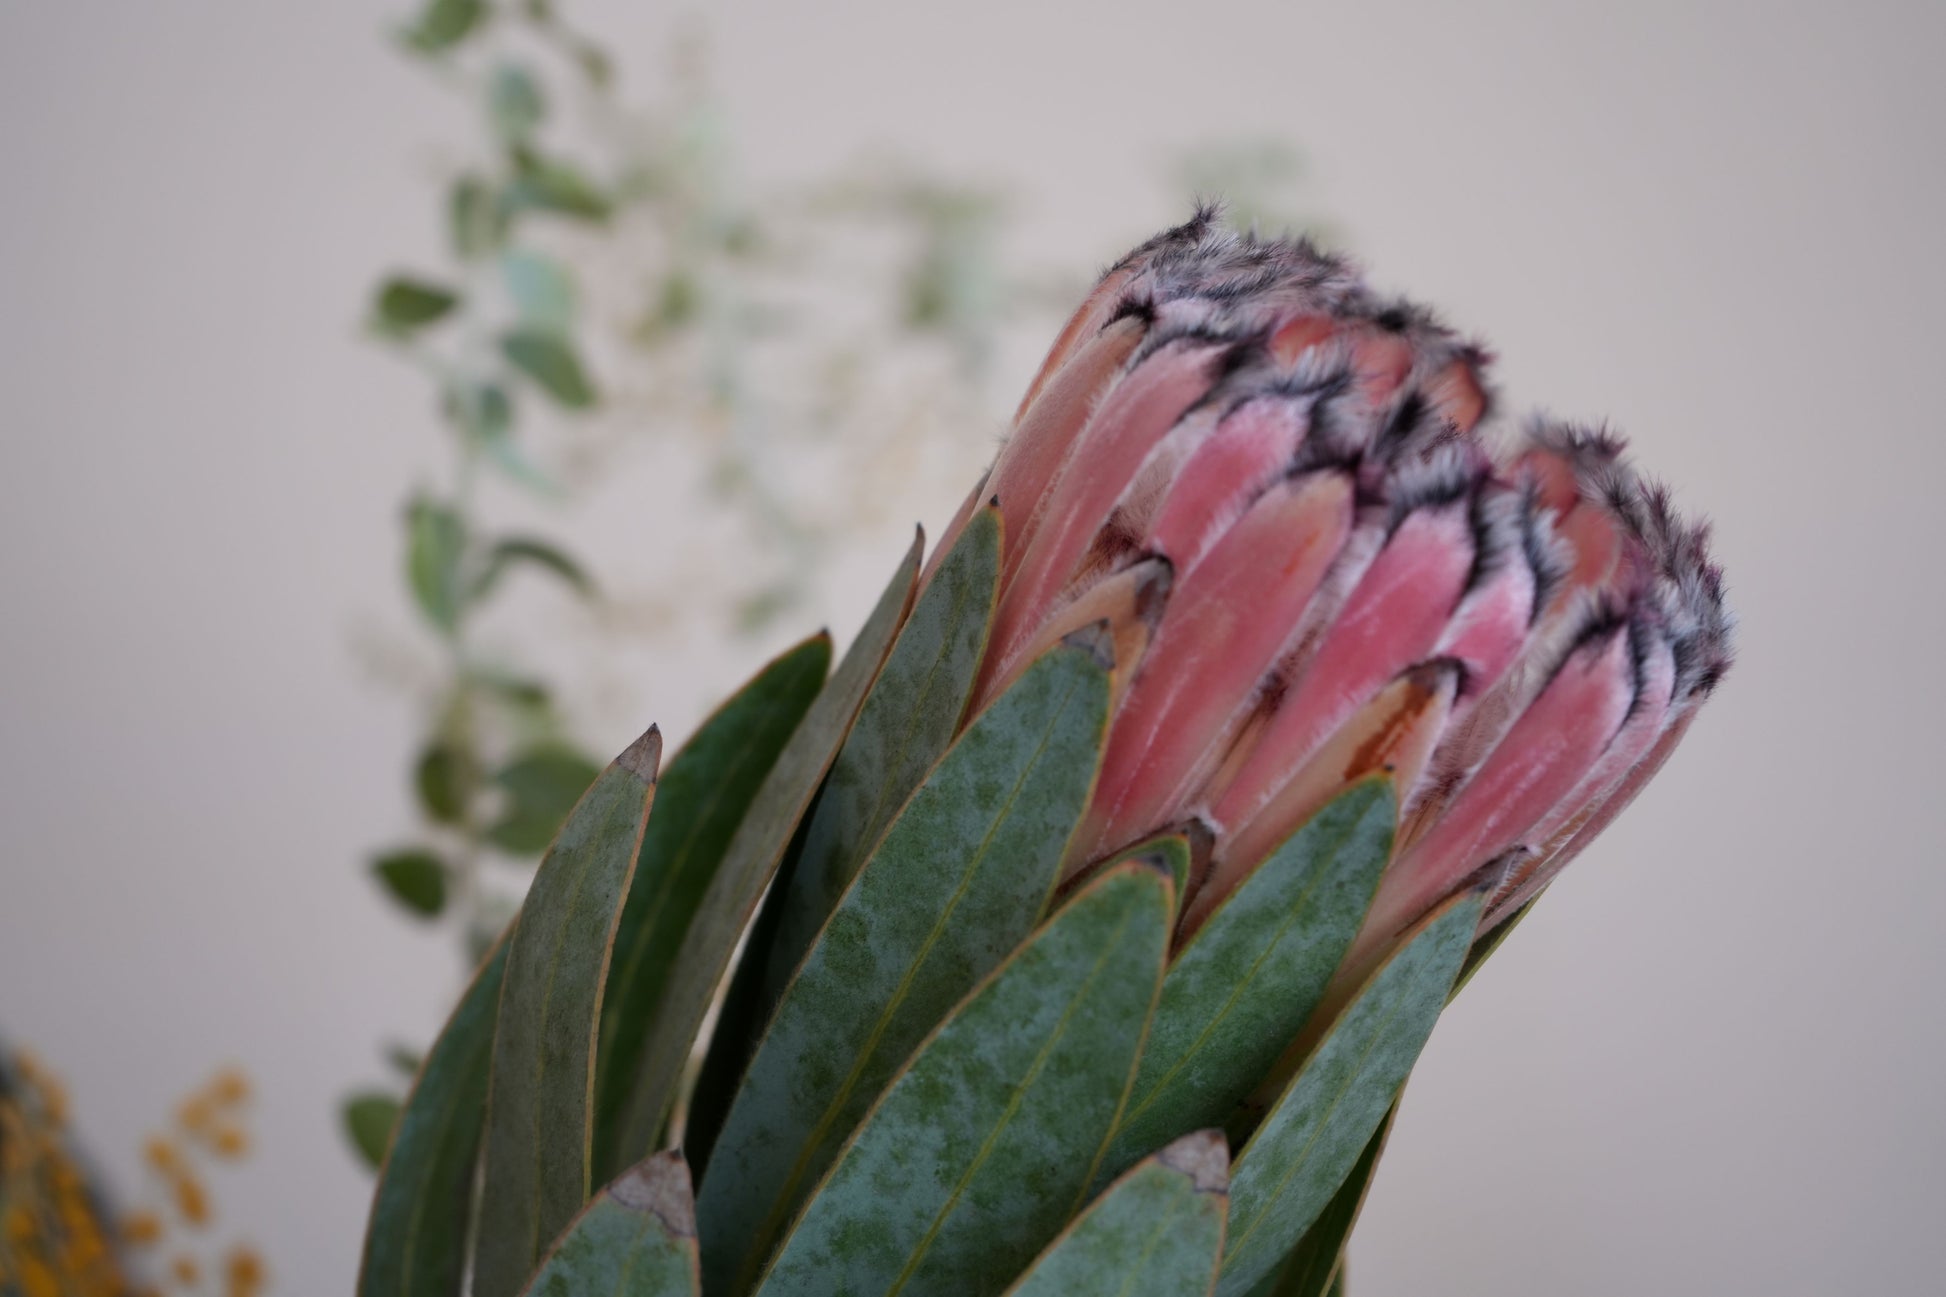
[753,857,1172,1297]
[1253,1109,1393,1297]
[592,635,832,1184]
[502,250,575,334]
[501,329,596,408]
[449,174,507,260]
[1104,780,1394,1178]
[472,730,661,1297]
[1217,892,1481,1296]
[488,64,546,143]
[698,631,1112,1291]
[358,938,509,1297]
[764,506,1001,1002]
[605,535,921,1169]
[519,1151,700,1296]
[1002,1129,1228,1297]
[406,497,466,634]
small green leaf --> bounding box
[1217,893,1482,1296]
[384,1044,424,1077]
[1103,781,1394,1179]
[415,743,469,824]
[753,859,1172,1297]
[697,631,1112,1290]
[372,849,447,918]
[508,151,611,222]
[501,250,576,333]
[358,939,509,1297]
[374,276,460,331]
[406,497,466,634]
[501,329,595,408]
[488,747,604,855]
[471,535,594,603]
[400,0,485,54]
[592,635,832,1184]
[605,534,920,1176]
[518,1151,701,1296]
[764,506,1001,1003]
[1001,1130,1229,1297]
[473,730,661,1297]
[488,64,546,142]
[449,175,508,260]
[344,1093,402,1171]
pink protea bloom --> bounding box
[938,208,1733,966]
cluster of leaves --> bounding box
[355,511,1494,1297]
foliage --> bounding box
[356,515,1496,1297]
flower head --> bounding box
[942,209,1733,958]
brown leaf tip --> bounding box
[609,1150,696,1237]
[1156,1128,1230,1195]
[618,725,663,782]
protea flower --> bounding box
[358,211,1732,1297]
[943,209,1732,975]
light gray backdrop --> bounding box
[2,1,1941,1291]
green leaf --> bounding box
[1001,1130,1229,1297]
[592,635,832,1184]
[502,329,596,408]
[473,730,661,1297]
[406,497,466,635]
[502,250,576,334]
[358,939,509,1297]
[385,1044,424,1077]
[400,0,485,54]
[373,276,460,331]
[697,631,1113,1290]
[415,743,469,825]
[488,64,546,142]
[471,536,594,603]
[344,1093,402,1170]
[372,849,448,918]
[764,506,1001,1003]
[488,747,604,855]
[1216,892,1482,1296]
[604,534,920,1177]
[518,1151,700,1296]
[753,858,1172,1297]
[1257,1109,1392,1297]
[449,174,509,260]
[1103,780,1395,1179]
[470,667,551,709]
[508,151,612,222]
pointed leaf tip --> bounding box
[620,725,662,781]
[609,1151,697,1239]
[1157,1129,1231,1195]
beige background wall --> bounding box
[3,0,1943,1290]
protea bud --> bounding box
[360,210,1734,1297]
[941,207,1732,969]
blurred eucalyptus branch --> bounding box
[345,0,1333,1168]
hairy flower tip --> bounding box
[948,214,1731,958]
